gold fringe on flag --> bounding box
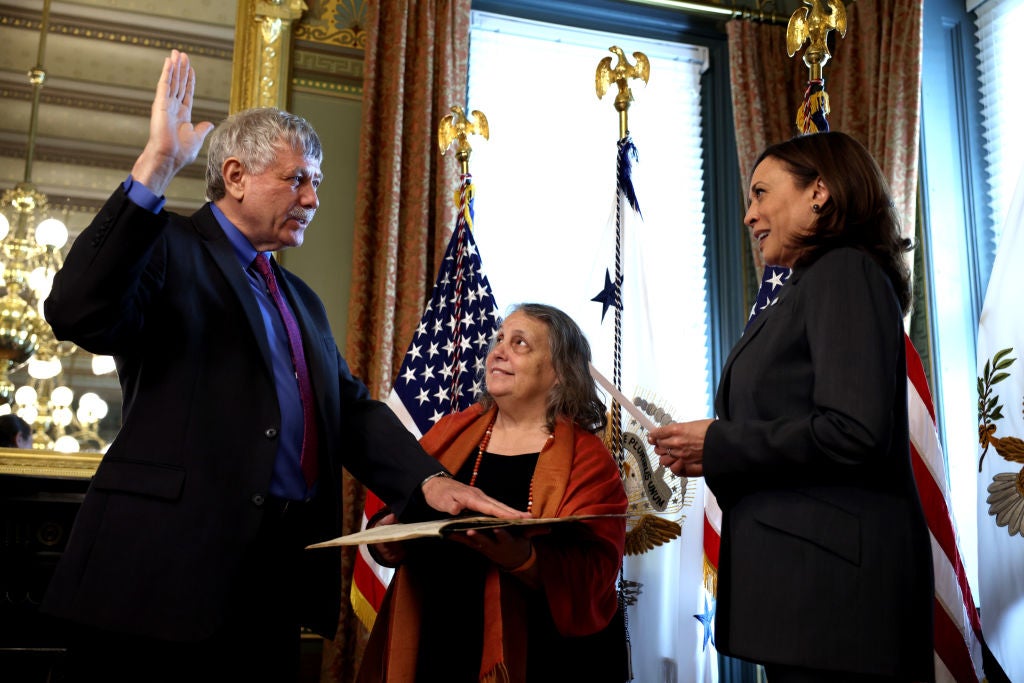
[349,583,379,632]
[702,554,718,596]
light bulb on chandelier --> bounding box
[34,217,68,248]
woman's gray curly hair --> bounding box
[479,303,608,435]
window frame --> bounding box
[917,0,992,602]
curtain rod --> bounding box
[621,0,790,25]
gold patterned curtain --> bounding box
[727,0,923,273]
[324,1,471,680]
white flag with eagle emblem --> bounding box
[976,164,1024,683]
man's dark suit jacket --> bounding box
[704,248,935,681]
[40,187,442,641]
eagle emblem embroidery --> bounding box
[978,347,1024,537]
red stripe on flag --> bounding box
[703,513,720,570]
[905,334,936,422]
[905,336,982,636]
[352,544,390,607]
[911,444,957,562]
[933,595,983,683]
[350,491,389,629]
[905,334,983,680]
[910,444,983,638]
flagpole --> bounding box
[350,106,498,633]
[595,46,652,683]
[439,106,490,406]
[786,0,847,134]
[595,46,648,471]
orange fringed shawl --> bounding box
[358,403,627,682]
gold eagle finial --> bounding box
[786,0,848,79]
[595,46,650,112]
[438,105,489,174]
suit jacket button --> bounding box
[252,494,265,506]
[264,427,278,439]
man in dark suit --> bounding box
[41,50,522,682]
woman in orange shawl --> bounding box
[358,303,628,682]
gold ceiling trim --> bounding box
[293,0,366,50]
[0,82,226,127]
[292,47,364,78]
[0,139,206,180]
[293,23,365,50]
[290,77,362,100]
[0,9,233,61]
[290,46,363,99]
[0,196,102,216]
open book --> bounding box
[306,513,626,549]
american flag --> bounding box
[715,264,984,682]
[350,174,502,630]
[906,334,984,681]
[744,265,790,328]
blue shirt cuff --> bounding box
[123,175,166,214]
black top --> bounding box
[411,450,629,682]
[412,450,538,681]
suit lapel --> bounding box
[194,206,332,423]
[715,284,787,418]
[193,206,277,382]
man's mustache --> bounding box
[289,208,316,224]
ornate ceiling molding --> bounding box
[0,78,226,125]
[293,0,366,50]
[0,4,234,60]
[0,135,206,181]
[291,44,363,100]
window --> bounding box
[468,10,713,419]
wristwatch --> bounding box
[420,470,453,489]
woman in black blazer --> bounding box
[649,132,934,682]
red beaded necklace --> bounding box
[469,413,536,514]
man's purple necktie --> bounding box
[252,254,318,488]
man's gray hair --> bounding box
[205,107,322,201]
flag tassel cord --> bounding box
[622,0,788,25]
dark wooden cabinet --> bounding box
[0,450,326,681]
[0,449,99,681]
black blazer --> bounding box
[704,248,934,680]
[40,188,442,640]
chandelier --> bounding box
[0,0,112,452]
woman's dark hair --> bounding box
[479,303,608,434]
[0,413,31,448]
[752,131,914,314]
